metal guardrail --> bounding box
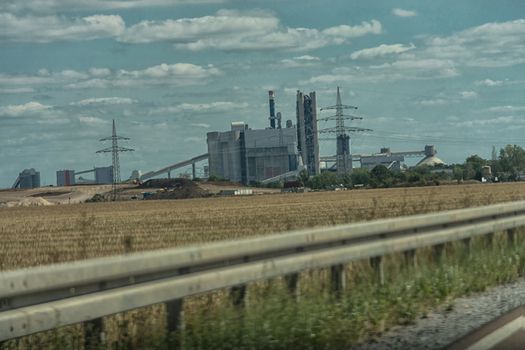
[2,201,525,341]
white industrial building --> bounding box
[207,122,300,184]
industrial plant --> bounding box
[12,168,40,189]
[9,87,443,191]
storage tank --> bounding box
[19,168,40,189]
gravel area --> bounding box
[351,278,525,350]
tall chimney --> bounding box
[268,90,276,129]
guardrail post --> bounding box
[330,264,346,296]
[285,273,300,299]
[369,257,384,285]
[403,249,417,269]
[230,285,247,307]
[507,228,516,247]
[166,299,184,334]
[84,318,104,349]
[432,244,445,263]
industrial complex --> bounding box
[10,87,443,190]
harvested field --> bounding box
[2,182,525,349]
[0,182,524,271]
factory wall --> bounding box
[95,166,113,184]
[207,125,299,184]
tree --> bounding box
[370,165,393,187]
[453,165,464,182]
[499,144,525,179]
[464,154,488,180]
[350,168,371,187]
[307,171,338,189]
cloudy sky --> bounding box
[0,0,524,186]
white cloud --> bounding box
[350,43,415,60]
[322,20,382,38]
[0,13,125,42]
[460,91,478,99]
[425,19,525,67]
[279,55,321,68]
[487,105,525,113]
[453,115,521,127]
[71,97,137,106]
[0,101,51,117]
[1,0,222,13]
[151,101,249,115]
[417,99,449,106]
[475,78,525,87]
[0,10,381,50]
[0,87,35,94]
[89,68,111,77]
[119,10,381,51]
[120,9,277,44]
[118,63,221,79]
[313,19,525,85]
[78,116,109,125]
[392,8,417,17]
[294,55,320,61]
[67,63,222,89]
[475,79,503,87]
[191,123,211,128]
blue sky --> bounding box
[0,0,524,187]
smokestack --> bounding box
[277,112,282,129]
[268,90,276,129]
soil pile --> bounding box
[140,178,210,200]
[1,197,54,208]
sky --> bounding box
[0,0,524,187]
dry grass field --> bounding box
[3,182,525,349]
[1,182,525,271]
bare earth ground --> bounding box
[1,182,525,271]
[0,182,278,207]
[0,185,114,207]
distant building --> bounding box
[95,166,113,184]
[207,122,299,184]
[360,154,405,171]
[16,168,40,189]
[296,90,320,176]
[56,170,75,187]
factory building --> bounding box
[296,90,320,176]
[360,148,405,171]
[95,166,113,184]
[12,168,40,189]
[56,170,75,187]
[357,145,442,171]
[207,122,299,184]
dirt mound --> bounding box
[30,191,71,197]
[140,178,210,200]
[1,197,54,208]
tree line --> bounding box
[301,144,525,190]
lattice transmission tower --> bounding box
[96,119,134,201]
[319,87,372,174]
